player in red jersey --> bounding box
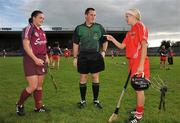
[159,45,168,69]
[105,8,150,123]
[51,42,63,69]
[64,48,71,58]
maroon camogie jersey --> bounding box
[22,23,47,55]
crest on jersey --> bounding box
[93,33,99,40]
[34,32,39,37]
[130,32,136,36]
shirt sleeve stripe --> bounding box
[24,24,32,39]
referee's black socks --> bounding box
[92,82,99,101]
[79,83,87,101]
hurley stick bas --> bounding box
[108,71,131,123]
[47,65,58,92]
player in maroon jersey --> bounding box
[16,10,50,116]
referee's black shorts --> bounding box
[77,52,105,74]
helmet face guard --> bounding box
[131,72,150,91]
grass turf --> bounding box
[0,56,179,123]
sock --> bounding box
[33,90,43,109]
[92,82,99,101]
[79,83,87,101]
[17,89,31,106]
[135,105,144,119]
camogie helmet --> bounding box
[131,72,150,91]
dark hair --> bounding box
[85,8,95,15]
[28,10,43,24]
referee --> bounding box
[72,8,108,109]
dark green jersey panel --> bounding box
[73,23,106,52]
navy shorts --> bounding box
[23,54,47,76]
[77,52,105,74]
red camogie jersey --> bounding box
[122,22,150,79]
[64,49,71,57]
[122,22,148,59]
[22,24,47,55]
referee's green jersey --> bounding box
[73,23,106,52]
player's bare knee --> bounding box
[80,78,87,84]
[92,75,99,82]
[80,74,88,82]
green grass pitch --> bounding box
[0,56,179,123]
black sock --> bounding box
[92,83,99,101]
[79,83,87,101]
